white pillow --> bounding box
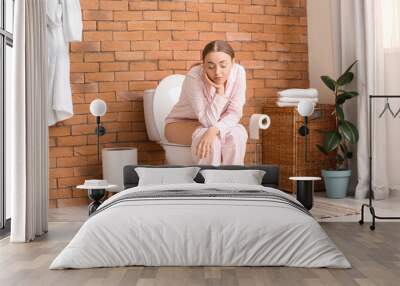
[135,167,201,186]
[200,169,266,185]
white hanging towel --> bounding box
[278,88,319,98]
[47,0,82,126]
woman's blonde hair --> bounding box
[190,40,235,69]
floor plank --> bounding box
[1,213,400,285]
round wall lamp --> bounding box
[89,99,107,162]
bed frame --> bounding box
[123,165,280,189]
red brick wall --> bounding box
[48,0,308,208]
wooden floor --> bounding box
[1,221,399,286]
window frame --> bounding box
[0,0,13,234]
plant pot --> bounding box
[321,169,351,199]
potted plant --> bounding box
[317,60,359,198]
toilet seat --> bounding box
[153,74,186,143]
[143,74,194,165]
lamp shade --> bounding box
[90,99,107,116]
[297,100,315,117]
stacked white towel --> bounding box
[276,88,319,107]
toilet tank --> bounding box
[143,75,186,142]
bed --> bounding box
[50,165,350,269]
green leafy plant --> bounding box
[317,60,359,170]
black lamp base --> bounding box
[87,188,106,215]
[296,181,314,210]
[298,125,309,136]
[95,125,106,136]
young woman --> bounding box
[164,40,247,165]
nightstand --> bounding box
[77,180,117,215]
[289,176,321,210]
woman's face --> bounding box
[203,51,234,85]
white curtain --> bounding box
[330,0,374,199]
[9,0,48,242]
[372,0,400,199]
[331,0,400,200]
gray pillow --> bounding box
[135,167,201,186]
[200,169,266,185]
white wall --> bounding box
[307,0,335,104]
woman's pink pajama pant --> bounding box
[191,124,248,165]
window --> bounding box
[381,0,400,49]
[1,0,14,234]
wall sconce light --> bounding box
[90,99,107,162]
[297,100,315,161]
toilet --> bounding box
[143,74,195,165]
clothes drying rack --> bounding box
[359,95,400,230]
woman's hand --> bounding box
[203,71,225,96]
[196,126,219,159]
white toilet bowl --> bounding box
[143,75,195,165]
[162,142,194,165]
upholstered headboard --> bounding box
[123,165,280,189]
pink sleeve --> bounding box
[183,75,229,127]
[214,67,246,134]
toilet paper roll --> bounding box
[249,114,271,140]
[102,147,138,192]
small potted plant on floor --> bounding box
[317,60,359,198]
